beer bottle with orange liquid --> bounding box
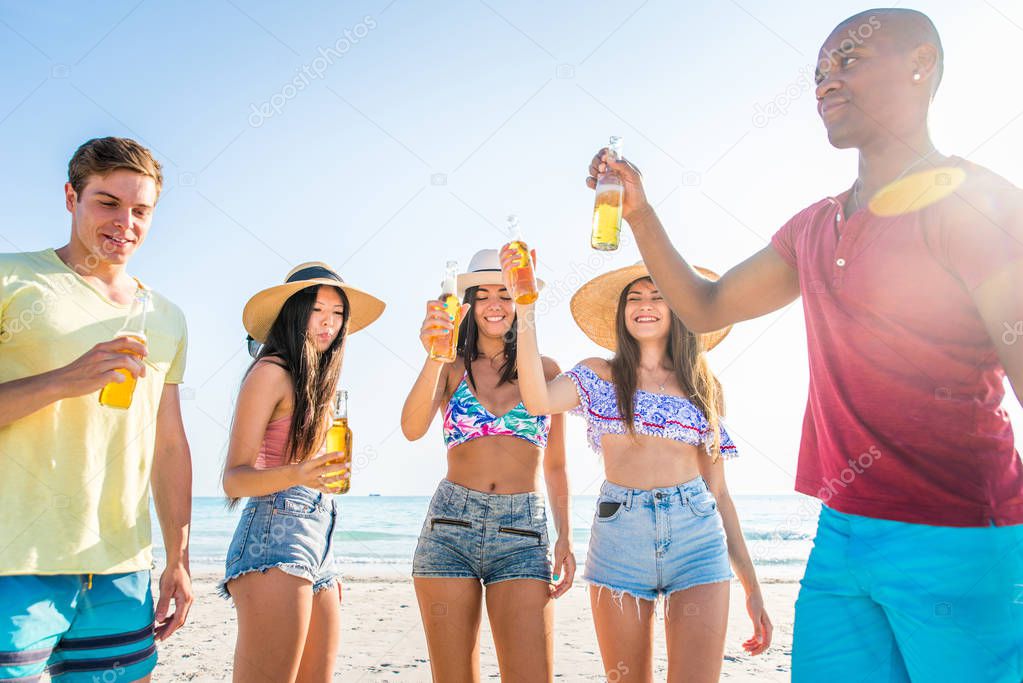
[324,389,352,494]
[99,288,150,409]
[428,261,461,363]
[503,215,539,305]
[591,135,625,251]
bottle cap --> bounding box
[608,135,623,160]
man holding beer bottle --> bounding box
[0,137,192,682]
[586,9,1023,683]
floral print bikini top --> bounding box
[563,362,738,458]
[443,372,551,450]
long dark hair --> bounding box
[610,277,726,460]
[456,285,517,391]
[248,284,350,463]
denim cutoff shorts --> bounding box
[584,475,733,603]
[412,479,552,585]
[219,485,340,598]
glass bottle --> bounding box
[502,215,538,305]
[590,135,625,251]
[324,389,352,494]
[99,288,150,409]
[428,261,462,363]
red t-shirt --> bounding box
[771,158,1023,526]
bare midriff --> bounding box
[601,434,704,490]
[445,435,543,494]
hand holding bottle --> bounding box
[498,243,537,306]
[292,452,349,493]
[501,215,539,304]
[586,145,649,222]
[99,288,152,408]
[58,337,148,398]
[420,299,469,360]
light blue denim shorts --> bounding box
[219,485,340,598]
[583,475,733,603]
[412,479,552,585]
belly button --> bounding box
[489,483,497,492]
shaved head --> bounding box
[814,8,945,149]
[831,8,944,91]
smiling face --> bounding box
[65,169,157,268]
[814,11,939,150]
[307,285,346,353]
[472,284,514,339]
[622,278,671,343]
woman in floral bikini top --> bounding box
[400,249,575,683]
[503,251,772,682]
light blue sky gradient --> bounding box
[2,0,1020,496]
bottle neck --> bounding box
[121,298,149,335]
[333,393,348,420]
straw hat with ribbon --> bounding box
[569,262,731,352]
[455,249,545,299]
[243,261,386,344]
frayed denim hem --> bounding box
[218,562,319,599]
[586,579,658,620]
[312,575,341,595]
[484,574,552,587]
[586,575,732,620]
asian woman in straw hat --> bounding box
[401,249,575,682]
[501,249,772,682]
[219,262,384,683]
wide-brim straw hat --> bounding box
[569,262,731,352]
[243,261,386,343]
[455,249,546,299]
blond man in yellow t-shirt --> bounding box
[0,137,192,683]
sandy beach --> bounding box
[152,573,797,681]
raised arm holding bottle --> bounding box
[402,248,574,683]
[584,9,1023,682]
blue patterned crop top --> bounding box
[443,373,551,450]
[563,362,738,458]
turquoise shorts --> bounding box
[0,571,156,682]
[793,505,1023,682]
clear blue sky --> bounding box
[2,0,1020,496]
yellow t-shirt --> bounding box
[0,249,187,575]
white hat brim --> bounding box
[455,270,545,300]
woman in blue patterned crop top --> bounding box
[503,251,773,680]
[400,249,575,682]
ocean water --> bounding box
[157,494,820,582]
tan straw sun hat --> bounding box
[455,249,546,299]
[243,261,386,343]
[569,262,731,352]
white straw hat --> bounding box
[569,262,731,352]
[454,249,545,299]
[243,261,386,343]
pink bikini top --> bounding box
[255,415,325,469]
